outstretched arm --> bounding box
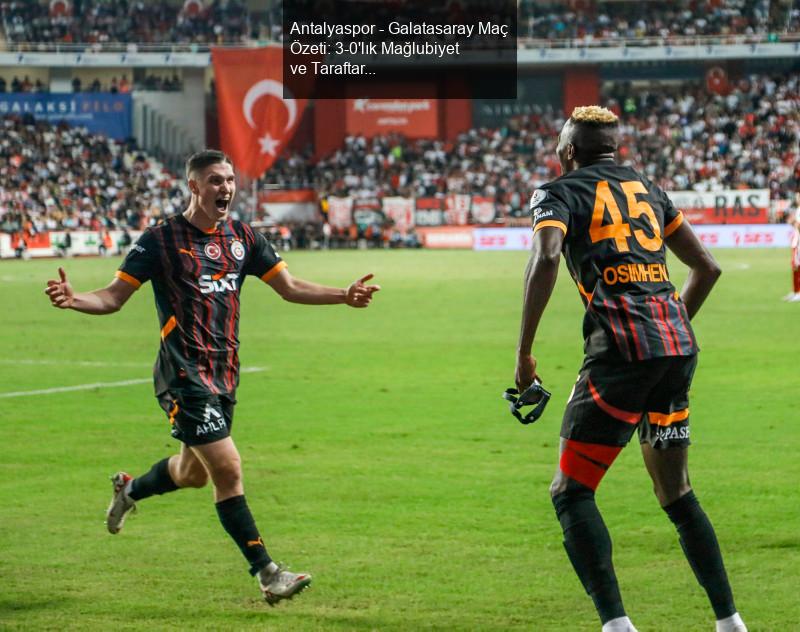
[267,268,380,307]
[665,221,721,320]
[44,267,137,315]
[515,228,564,391]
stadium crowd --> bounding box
[1,73,798,240]
[519,0,799,42]
[270,72,800,215]
[0,116,186,236]
[1,0,797,47]
[0,0,259,46]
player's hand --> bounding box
[44,267,74,309]
[345,273,381,308]
[515,352,540,392]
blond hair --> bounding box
[570,106,618,125]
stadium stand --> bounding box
[269,72,800,208]
[0,116,186,235]
[2,1,798,48]
[0,0,256,46]
[1,70,798,242]
[519,0,800,43]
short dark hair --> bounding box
[185,149,233,179]
[568,105,619,160]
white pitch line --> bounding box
[0,359,152,368]
[0,367,266,399]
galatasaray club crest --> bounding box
[230,240,245,260]
[204,242,222,260]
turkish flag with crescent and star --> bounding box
[211,46,308,179]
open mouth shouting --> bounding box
[215,197,231,212]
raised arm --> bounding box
[515,227,564,390]
[665,221,722,320]
[267,268,380,308]
[44,267,137,315]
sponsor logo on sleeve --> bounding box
[529,189,548,209]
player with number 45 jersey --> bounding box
[514,107,747,632]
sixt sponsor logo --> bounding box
[198,273,239,294]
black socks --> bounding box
[128,457,179,500]
[663,491,736,619]
[215,495,272,576]
[553,489,626,624]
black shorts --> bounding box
[562,354,697,449]
[157,393,236,446]
[558,354,697,490]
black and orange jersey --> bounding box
[117,214,285,397]
[530,159,697,361]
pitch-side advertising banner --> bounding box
[0,230,142,258]
[345,97,439,138]
[666,189,770,224]
[212,46,308,178]
[473,227,533,251]
[471,225,795,251]
[0,93,132,139]
[416,226,474,249]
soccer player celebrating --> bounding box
[515,107,746,631]
[44,150,380,605]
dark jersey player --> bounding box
[44,150,380,605]
[515,107,747,632]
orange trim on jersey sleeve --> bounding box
[160,315,177,340]
[168,401,179,425]
[648,409,689,427]
[260,260,287,283]
[577,282,594,304]
[115,270,142,289]
[533,220,568,236]
[664,212,684,237]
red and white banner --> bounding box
[445,194,470,226]
[345,97,439,139]
[666,189,770,225]
[353,197,383,226]
[471,196,496,224]
[212,46,308,178]
[258,189,318,222]
[327,196,353,229]
[414,196,444,227]
[382,196,414,232]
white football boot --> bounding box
[258,563,312,606]
[105,472,136,534]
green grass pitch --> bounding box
[1,248,798,631]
